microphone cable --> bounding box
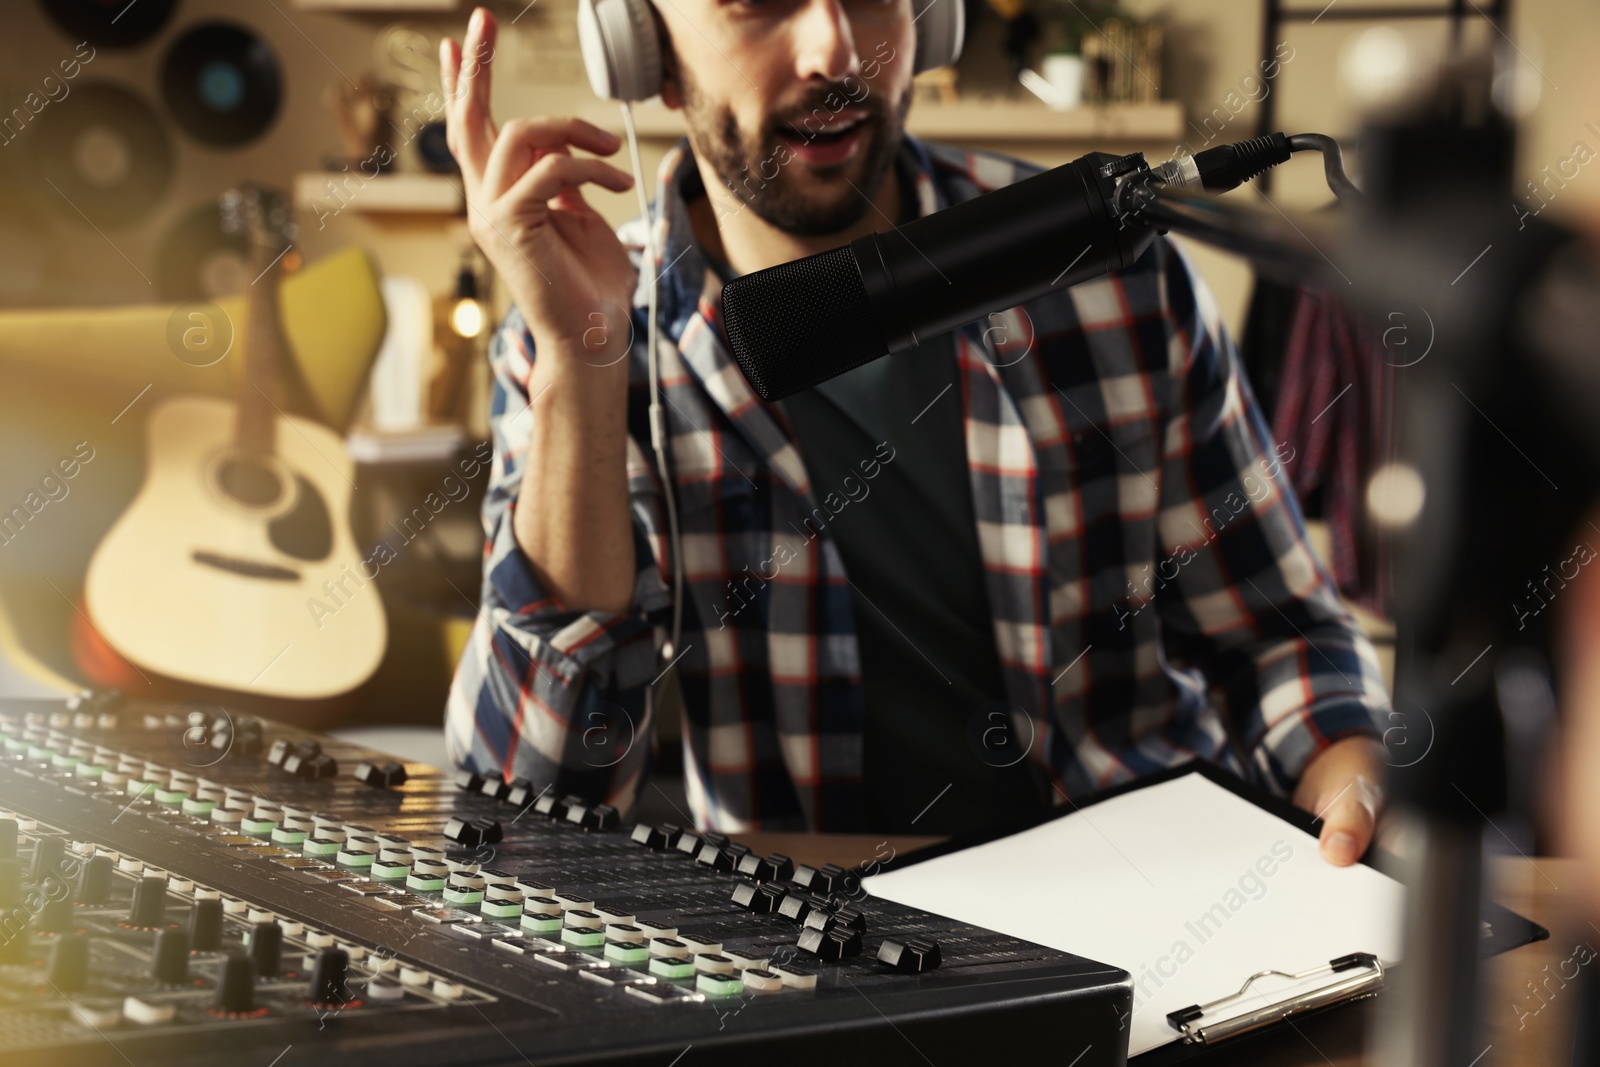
[620,101,686,700]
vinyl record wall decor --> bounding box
[33,81,175,227]
[39,0,178,49]
[160,21,283,148]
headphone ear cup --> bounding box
[578,0,665,101]
[911,0,965,73]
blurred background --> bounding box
[0,0,1596,766]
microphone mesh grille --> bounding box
[721,244,888,402]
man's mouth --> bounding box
[774,112,872,166]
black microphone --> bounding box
[721,151,1158,402]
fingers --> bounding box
[482,118,626,201]
[507,152,636,207]
[442,8,499,181]
[1316,774,1382,866]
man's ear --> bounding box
[651,5,683,109]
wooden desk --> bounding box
[744,834,1586,1066]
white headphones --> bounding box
[577,0,965,102]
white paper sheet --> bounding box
[863,773,1405,1056]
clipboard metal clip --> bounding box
[1166,952,1385,1046]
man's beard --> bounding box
[680,73,911,237]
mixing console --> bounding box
[0,693,1131,1065]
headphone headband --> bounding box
[577,0,964,102]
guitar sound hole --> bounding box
[216,457,283,507]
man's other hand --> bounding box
[1293,736,1386,866]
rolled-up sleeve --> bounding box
[1152,240,1390,794]
[445,306,673,812]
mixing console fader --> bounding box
[0,694,1131,1065]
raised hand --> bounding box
[440,7,639,355]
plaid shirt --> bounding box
[445,134,1391,832]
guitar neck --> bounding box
[233,189,290,456]
[237,256,280,454]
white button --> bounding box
[123,996,176,1025]
[69,1001,121,1028]
[742,969,784,992]
[432,980,464,1000]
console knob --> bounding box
[0,912,28,963]
[39,898,73,934]
[249,921,283,978]
[77,854,112,905]
[0,860,19,907]
[127,876,167,929]
[151,929,190,984]
[214,953,256,1014]
[31,836,65,884]
[189,898,223,951]
[309,946,351,1007]
[48,932,89,992]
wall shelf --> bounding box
[294,172,464,217]
[290,0,460,10]
[588,99,1185,144]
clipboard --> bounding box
[862,760,1548,1063]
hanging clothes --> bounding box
[1266,286,1399,619]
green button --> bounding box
[181,798,216,816]
[371,861,410,880]
[28,746,53,760]
[649,958,696,980]
[443,887,484,906]
[271,828,308,845]
[4,738,25,751]
[303,838,342,857]
[561,928,605,948]
[52,753,80,769]
[481,900,522,920]
[337,850,376,868]
[696,973,743,997]
[520,914,562,934]
[604,941,650,964]
[406,873,446,892]
[75,763,105,779]
[242,817,278,836]
[155,788,188,806]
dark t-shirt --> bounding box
[703,163,1050,836]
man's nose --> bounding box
[792,0,860,84]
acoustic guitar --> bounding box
[84,186,386,699]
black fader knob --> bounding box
[249,921,283,978]
[214,953,256,1014]
[189,898,223,951]
[151,929,190,984]
[48,932,90,992]
[77,854,112,905]
[309,946,351,1007]
[127,876,167,929]
[877,937,942,973]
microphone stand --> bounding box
[1123,62,1598,1066]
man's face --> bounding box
[660,0,917,236]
